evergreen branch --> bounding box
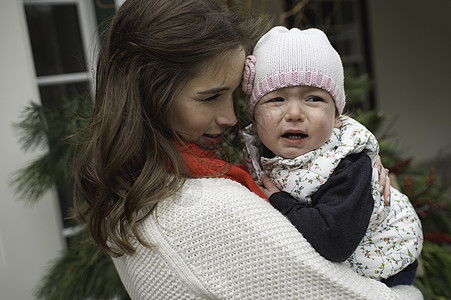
[11,96,92,202]
[13,102,49,152]
[34,232,130,300]
[10,149,74,201]
[414,241,451,299]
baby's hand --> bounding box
[256,174,281,199]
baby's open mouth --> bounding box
[282,132,307,139]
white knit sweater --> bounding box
[112,178,423,299]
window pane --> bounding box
[25,4,86,76]
[38,81,89,109]
[38,81,89,230]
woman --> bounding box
[73,0,422,298]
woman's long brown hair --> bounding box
[73,0,263,256]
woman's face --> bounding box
[173,49,245,148]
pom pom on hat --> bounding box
[243,26,346,120]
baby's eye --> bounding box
[307,96,324,102]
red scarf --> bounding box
[176,141,267,200]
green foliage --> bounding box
[352,109,386,135]
[343,67,372,112]
[11,97,92,201]
[398,167,451,235]
[34,229,130,300]
[414,242,451,300]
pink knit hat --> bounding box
[242,26,346,120]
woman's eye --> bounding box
[203,94,220,102]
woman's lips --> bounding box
[203,133,223,144]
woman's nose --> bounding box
[217,96,238,127]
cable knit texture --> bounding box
[112,178,423,299]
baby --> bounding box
[242,26,423,286]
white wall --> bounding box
[0,0,66,299]
[367,0,451,163]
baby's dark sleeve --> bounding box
[268,153,374,262]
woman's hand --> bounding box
[256,174,280,199]
[376,155,391,206]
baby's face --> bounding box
[253,86,341,159]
